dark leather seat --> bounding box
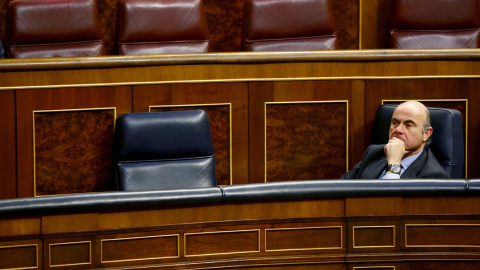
[387,0,480,49]
[370,104,464,179]
[116,0,211,55]
[112,110,217,191]
[5,0,106,58]
[242,0,338,51]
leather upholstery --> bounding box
[0,179,473,217]
[113,110,217,191]
[387,0,480,48]
[370,105,464,179]
[242,0,338,51]
[6,0,106,58]
[116,0,210,55]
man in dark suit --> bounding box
[342,101,450,179]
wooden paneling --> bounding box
[16,86,132,197]
[0,243,38,270]
[48,241,91,268]
[185,230,259,256]
[266,227,343,251]
[405,224,480,247]
[101,235,178,263]
[0,91,16,199]
[359,0,391,49]
[133,83,248,185]
[249,80,365,182]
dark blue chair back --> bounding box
[113,110,217,190]
[370,104,464,179]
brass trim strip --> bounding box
[352,225,395,248]
[353,267,395,270]
[100,234,180,263]
[405,224,480,247]
[149,103,233,185]
[49,241,91,268]
[264,100,349,182]
[265,226,343,252]
[32,107,117,197]
[4,75,480,90]
[184,229,260,257]
[0,244,38,270]
[382,99,468,178]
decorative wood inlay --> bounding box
[150,104,232,185]
[101,235,179,263]
[406,224,480,247]
[265,101,348,182]
[185,230,260,256]
[49,241,91,267]
[0,244,38,270]
[353,226,395,248]
[33,108,116,196]
[266,226,343,251]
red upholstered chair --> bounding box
[242,0,339,51]
[5,0,106,58]
[387,0,480,49]
[116,0,211,55]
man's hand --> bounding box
[384,137,409,165]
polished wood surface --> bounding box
[1,196,479,269]
[0,50,479,197]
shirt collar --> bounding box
[401,148,423,170]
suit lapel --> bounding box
[401,149,427,178]
[362,156,387,179]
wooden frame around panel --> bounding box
[405,224,480,248]
[265,226,343,252]
[0,244,38,270]
[48,241,91,268]
[264,100,349,182]
[352,225,395,249]
[32,107,117,197]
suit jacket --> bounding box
[341,144,450,179]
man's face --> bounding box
[389,103,431,153]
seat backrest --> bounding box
[242,0,338,51]
[113,110,217,191]
[116,0,210,55]
[6,0,106,58]
[370,104,464,179]
[387,0,480,49]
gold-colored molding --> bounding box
[264,100,349,182]
[0,244,38,270]
[352,225,395,248]
[382,99,468,178]
[150,103,233,185]
[184,229,260,257]
[4,75,480,91]
[265,226,343,252]
[32,107,117,197]
[405,224,480,247]
[49,241,91,268]
[100,234,180,263]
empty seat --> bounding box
[5,0,106,58]
[112,110,217,191]
[387,0,480,49]
[116,0,211,55]
[242,0,339,51]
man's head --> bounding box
[389,101,433,157]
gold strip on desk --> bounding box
[49,241,91,267]
[265,226,343,252]
[352,225,395,248]
[0,244,38,270]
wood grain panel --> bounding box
[49,241,91,267]
[34,109,115,196]
[133,83,248,185]
[266,227,342,251]
[0,218,41,237]
[16,86,132,198]
[265,102,347,181]
[365,79,479,178]
[0,244,38,269]
[352,267,394,270]
[405,224,480,247]
[353,226,395,248]
[359,0,391,49]
[333,0,360,49]
[185,230,259,256]
[249,80,365,183]
[150,104,231,186]
[0,91,16,199]
[101,235,178,263]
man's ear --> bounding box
[423,127,433,142]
